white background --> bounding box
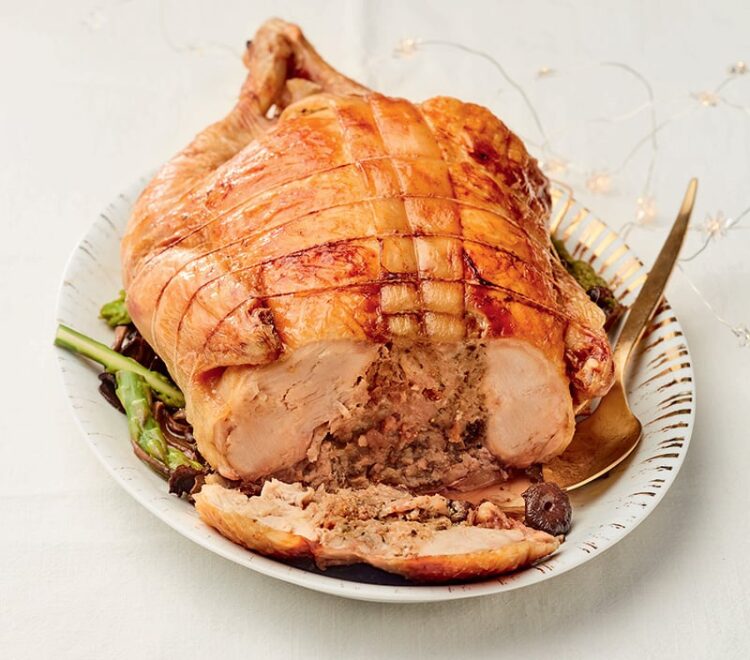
[2,1,749,658]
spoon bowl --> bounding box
[545,178,698,491]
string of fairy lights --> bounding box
[393,38,750,347]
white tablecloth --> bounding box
[2,1,749,657]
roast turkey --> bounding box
[121,19,614,580]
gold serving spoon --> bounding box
[544,178,698,491]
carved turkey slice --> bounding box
[122,19,614,580]
[195,480,560,582]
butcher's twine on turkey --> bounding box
[121,19,614,581]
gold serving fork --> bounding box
[544,179,698,491]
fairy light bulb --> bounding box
[393,38,420,58]
[635,196,657,225]
[733,325,750,347]
[702,211,732,239]
[586,171,612,194]
[541,157,568,175]
[692,91,720,107]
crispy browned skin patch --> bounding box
[367,541,559,582]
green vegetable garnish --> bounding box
[115,370,201,472]
[552,237,623,324]
[100,290,131,327]
[54,323,185,408]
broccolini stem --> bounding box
[166,446,202,471]
[54,323,185,408]
[116,370,168,463]
[115,370,202,472]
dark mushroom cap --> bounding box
[522,482,572,536]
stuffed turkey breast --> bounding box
[121,19,614,580]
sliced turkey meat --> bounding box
[195,480,559,582]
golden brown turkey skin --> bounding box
[120,18,614,580]
[122,19,613,493]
